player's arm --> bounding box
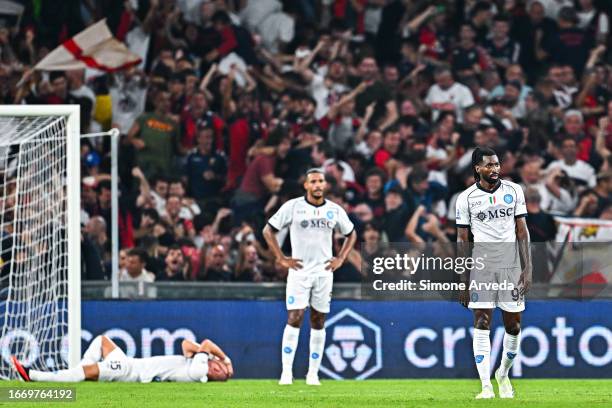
[457,226,471,307]
[181,339,201,358]
[199,339,234,377]
[327,208,357,271]
[515,217,532,294]
[262,223,302,270]
[326,229,357,271]
[455,191,472,307]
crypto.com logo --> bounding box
[320,309,382,380]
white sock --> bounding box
[307,328,326,376]
[281,325,300,375]
[473,328,492,388]
[80,335,103,366]
[30,366,85,382]
[499,331,521,377]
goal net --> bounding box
[0,106,80,380]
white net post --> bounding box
[0,105,81,379]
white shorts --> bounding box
[97,347,139,382]
[286,272,333,313]
[468,267,525,313]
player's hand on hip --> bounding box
[459,288,470,308]
[325,257,344,272]
[278,256,303,270]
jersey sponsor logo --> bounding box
[476,208,514,221]
[311,352,320,359]
[300,218,335,229]
[320,309,382,380]
[470,201,481,208]
[488,208,514,219]
[326,210,334,220]
[283,347,293,354]
[504,194,513,204]
[475,355,484,364]
[287,296,295,305]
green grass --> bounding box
[1,379,611,407]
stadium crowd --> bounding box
[0,0,611,286]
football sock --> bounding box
[307,328,326,376]
[80,335,103,366]
[30,366,85,382]
[499,331,521,377]
[281,325,300,374]
[473,328,492,387]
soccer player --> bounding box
[455,147,532,399]
[263,169,357,386]
[12,335,233,383]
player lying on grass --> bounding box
[12,335,233,383]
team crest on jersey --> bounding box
[504,194,513,204]
[477,212,486,221]
[326,210,334,220]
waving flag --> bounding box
[34,19,141,72]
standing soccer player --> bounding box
[455,147,532,399]
[263,169,356,386]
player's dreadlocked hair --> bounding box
[472,146,497,181]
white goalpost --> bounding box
[0,105,81,379]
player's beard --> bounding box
[312,190,324,198]
[481,173,498,185]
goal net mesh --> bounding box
[0,116,70,379]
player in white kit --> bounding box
[456,147,532,399]
[12,335,233,383]
[263,169,357,386]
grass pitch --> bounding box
[1,379,611,407]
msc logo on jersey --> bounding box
[300,218,335,229]
[504,194,514,204]
[320,309,382,380]
[476,208,514,221]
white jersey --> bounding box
[131,354,208,383]
[456,180,527,266]
[98,348,209,383]
[268,196,354,275]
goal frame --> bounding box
[0,105,81,368]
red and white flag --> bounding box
[35,19,141,72]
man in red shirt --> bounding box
[231,130,291,223]
[373,126,402,173]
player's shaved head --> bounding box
[305,168,325,177]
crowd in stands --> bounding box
[0,0,611,286]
